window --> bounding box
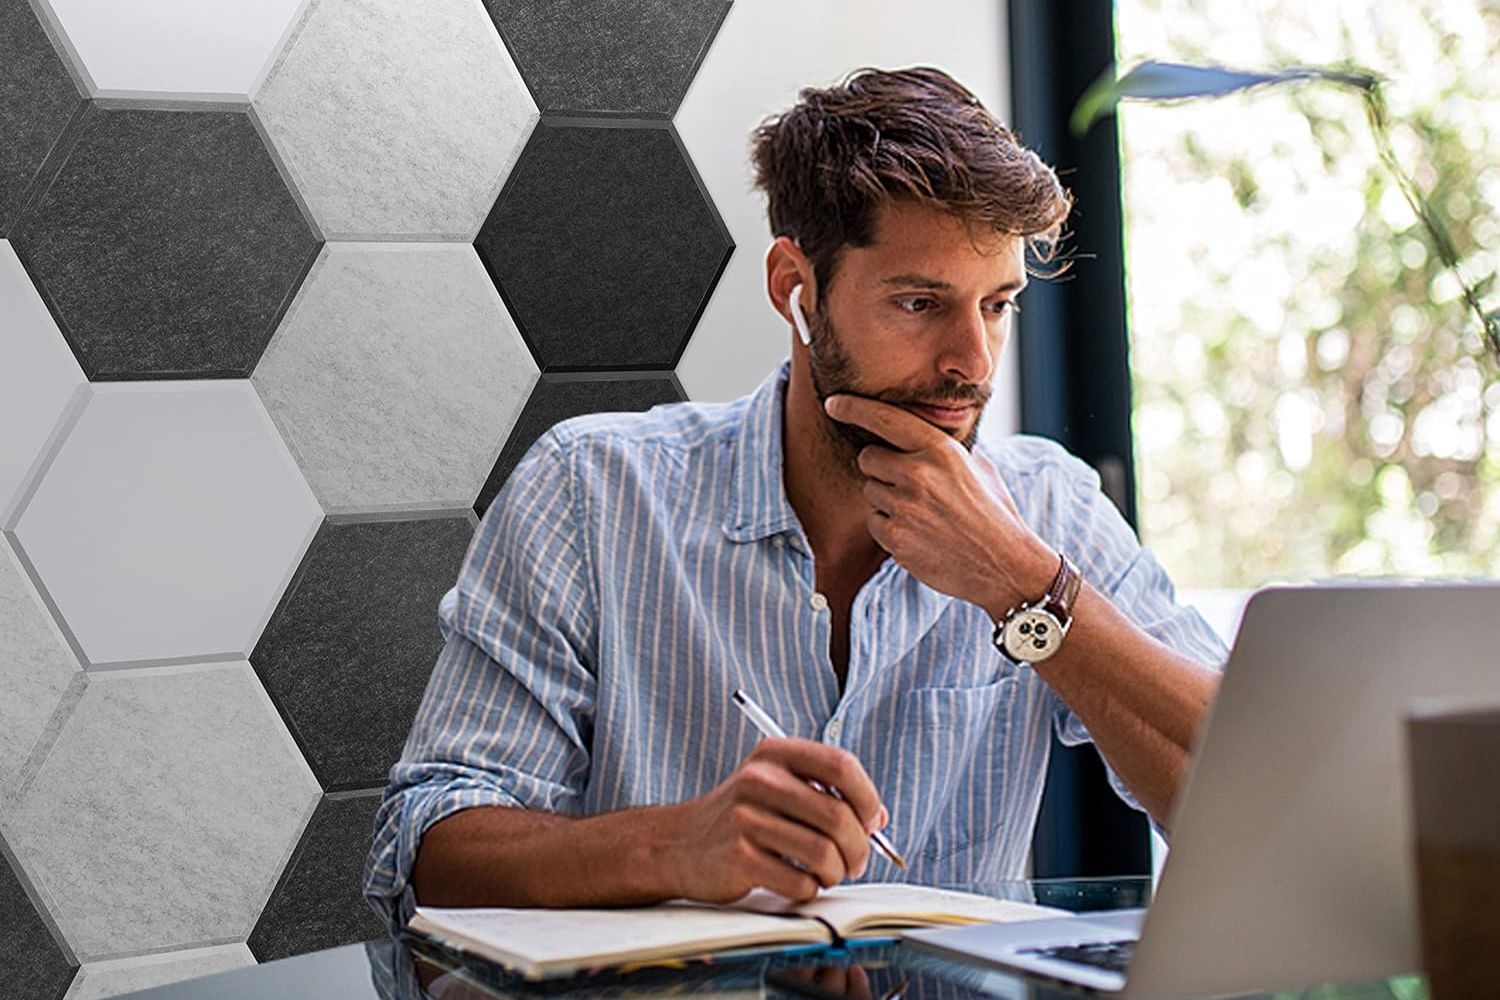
[1117,0,1500,625]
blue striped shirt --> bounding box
[364,361,1227,929]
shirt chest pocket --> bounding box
[883,677,1021,873]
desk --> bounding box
[112,879,1426,1000]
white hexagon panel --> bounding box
[35,0,309,101]
[253,243,537,514]
[10,382,321,668]
[6,663,320,960]
[1,239,85,526]
[0,535,81,799]
[253,0,537,240]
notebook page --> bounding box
[412,901,825,969]
[793,883,1068,935]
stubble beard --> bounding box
[802,303,991,479]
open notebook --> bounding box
[408,883,1065,979]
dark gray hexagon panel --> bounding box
[0,0,82,237]
[475,121,731,372]
[0,842,76,1000]
[486,0,731,117]
[10,106,320,380]
[251,516,474,792]
[246,790,386,963]
[475,373,685,517]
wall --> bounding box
[0,1,1012,996]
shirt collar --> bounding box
[723,359,801,544]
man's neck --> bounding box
[782,360,886,572]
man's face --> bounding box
[802,199,1026,462]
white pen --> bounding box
[732,688,908,871]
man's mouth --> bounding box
[904,402,976,429]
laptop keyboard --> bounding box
[1019,938,1135,974]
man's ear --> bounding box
[764,236,816,328]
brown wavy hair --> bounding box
[751,66,1072,296]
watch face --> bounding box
[1003,608,1065,661]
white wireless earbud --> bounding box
[789,283,813,346]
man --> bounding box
[364,67,1224,928]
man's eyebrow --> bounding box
[879,274,1027,295]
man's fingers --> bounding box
[825,395,948,452]
[854,444,902,485]
[751,738,884,830]
[744,809,863,887]
[737,760,872,875]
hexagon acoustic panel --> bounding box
[475,373,686,517]
[38,0,308,101]
[0,239,85,524]
[486,0,731,117]
[9,105,319,380]
[12,382,322,667]
[0,536,80,800]
[476,121,732,371]
[253,0,537,241]
[247,791,386,962]
[6,664,320,960]
[66,944,254,1000]
[253,244,537,515]
[0,838,76,1000]
[252,516,474,792]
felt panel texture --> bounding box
[475,121,731,371]
[9,106,319,380]
[253,244,536,514]
[0,0,82,236]
[251,516,474,791]
[485,0,731,117]
[247,791,386,962]
[254,0,537,240]
[5,664,320,960]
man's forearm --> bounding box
[1001,582,1220,827]
[410,803,687,908]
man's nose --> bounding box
[938,305,996,385]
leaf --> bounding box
[1071,60,1379,136]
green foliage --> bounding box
[1115,0,1500,588]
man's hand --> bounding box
[660,737,887,904]
[824,394,1057,616]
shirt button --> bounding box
[772,535,785,548]
[827,719,843,739]
[810,592,829,612]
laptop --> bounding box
[906,582,1500,998]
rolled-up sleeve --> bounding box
[363,431,597,933]
[1042,456,1228,815]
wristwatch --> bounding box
[992,551,1082,663]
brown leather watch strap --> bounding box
[1043,552,1081,623]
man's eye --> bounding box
[898,297,936,314]
[991,300,1020,317]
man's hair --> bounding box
[751,66,1072,296]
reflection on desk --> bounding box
[108,880,1425,1000]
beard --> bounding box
[802,302,991,474]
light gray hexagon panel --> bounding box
[0,535,81,800]
[1,239,85,525]
[65,943,254,1000]
[253,0,537,240]
[7,663,320,961]
[12,382,321,667]
[36,0,309,100]
[254,244,536,514]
